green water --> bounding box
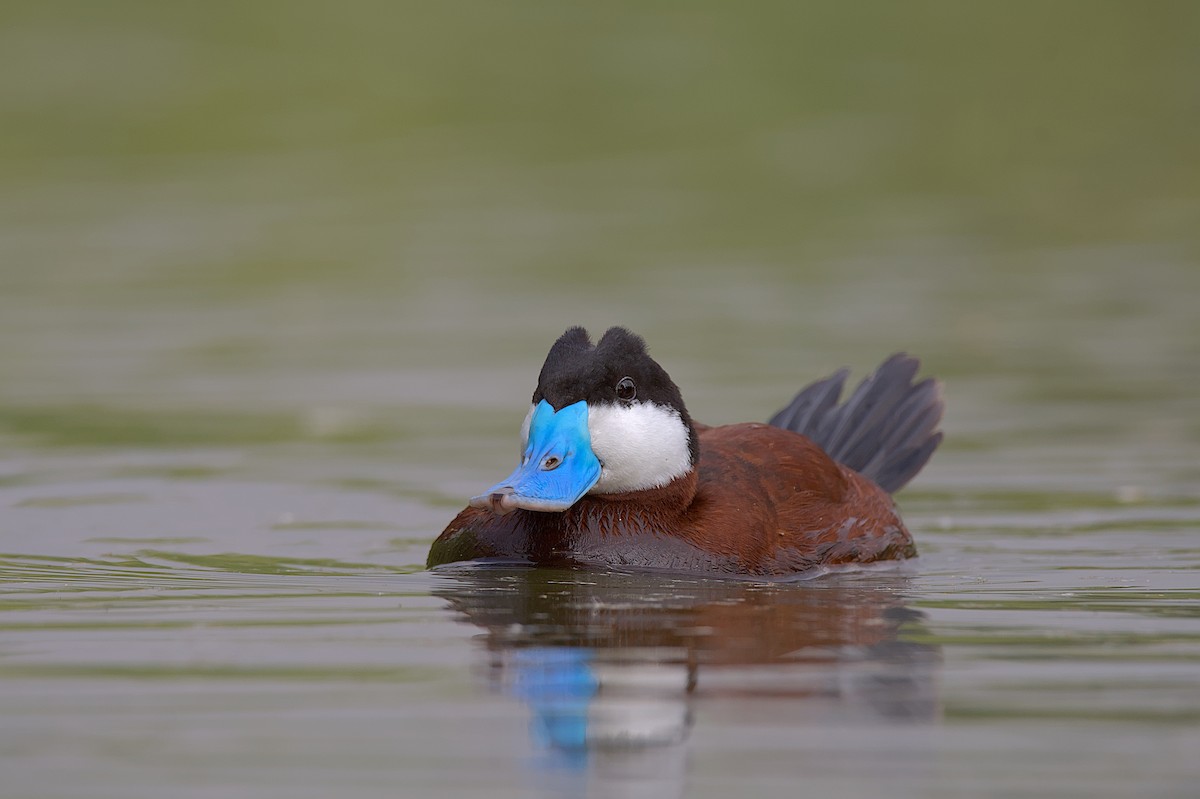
[2,2,1199,797]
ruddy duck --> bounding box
[428,326,943,577]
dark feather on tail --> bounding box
[768,354,943,493]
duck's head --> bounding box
[470,326,699,515]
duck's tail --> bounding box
[768,354,944,494]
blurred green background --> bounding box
[1,0,1198,455]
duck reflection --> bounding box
[433,566,940,795]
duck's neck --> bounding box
[570,468,698,522]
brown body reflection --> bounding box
[435,567,941,759]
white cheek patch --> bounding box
[518,404,534,455]
[586,401,693,494]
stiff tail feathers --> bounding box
[768,354,944,494]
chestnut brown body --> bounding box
[429,422,915,577]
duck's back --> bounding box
[683,423,916,575]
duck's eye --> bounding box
[616,376,636,402]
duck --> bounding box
[427,326,944,577]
